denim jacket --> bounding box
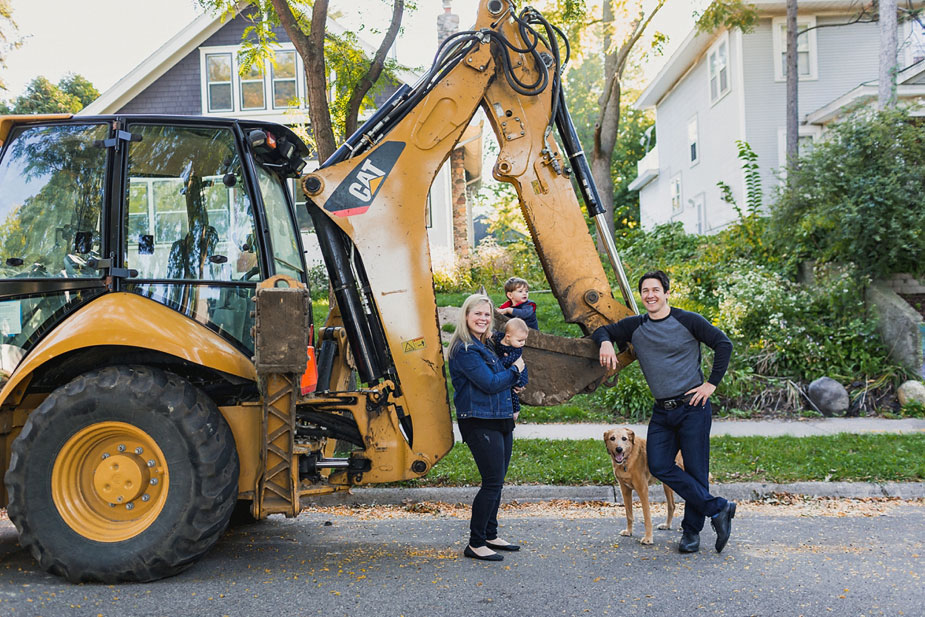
[449,338,521,420]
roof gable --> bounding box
[634,0,867,110]
[80,5,412,116]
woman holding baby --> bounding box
[448,293,527,562]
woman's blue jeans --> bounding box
[463,424,513,547]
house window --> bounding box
[772,16,818,81]
[206,53,233,112]
[687,115,699,166]
[777,126,822,167]
[273,51,298,109]
[200,45,312,116]
[707,34,730,104]
[670,174,682,214]
[239,57,266,110]
[903,18,925,66]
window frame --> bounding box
[669,173,682,215]
[707,32,731,105]
[238,54,267,111]
[772,15,818,82]
[200,45,308,117]
[205,52,234,113]
[271,50,299,110]
[777,125,823,167]
[687,114,699,167]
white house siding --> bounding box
[741,16,880,201]
[639,32,745,233]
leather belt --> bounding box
[656,393,693,410]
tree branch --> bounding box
[344,0,404,136]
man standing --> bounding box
[593,270,736,554]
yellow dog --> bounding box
[604,427,683,545]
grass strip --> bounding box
[409,433,925,486]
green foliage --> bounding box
[0,0,22,92]
[694,0,760,34]
[713,262,892,380]
[586,362,653,422]
[0,74,99,114]
[899,401,925,418]
[306,263,330,300]
[771,108,925,280]
[564,54,654,229]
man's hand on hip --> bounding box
[686,382,716,407]
[599,341,619,370]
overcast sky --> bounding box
[2,0,697,102]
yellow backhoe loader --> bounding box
[0,0,637,582]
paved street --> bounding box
[1,498,922,616]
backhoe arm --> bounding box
[298,0,636,480]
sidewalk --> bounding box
[503,417,925,441]
[307,417,925,508]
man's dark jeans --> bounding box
[462,424,513,547]
[646,399,727,534]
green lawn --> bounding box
[405,433,925,486]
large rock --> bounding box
[807,377,849,417]
[897,380,925,406]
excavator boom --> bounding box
[300,0,637,466]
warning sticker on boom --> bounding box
[402,337,426,353]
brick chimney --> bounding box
[437,0,471,258]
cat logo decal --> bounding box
[326,141,405,217]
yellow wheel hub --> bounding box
[52,421,169,542]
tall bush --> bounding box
[771,108,925,279]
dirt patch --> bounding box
[301,497,924,521]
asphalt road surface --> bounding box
[0,498,922,617]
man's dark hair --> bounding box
[638,270,670,293]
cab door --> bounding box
[0,121,110,379]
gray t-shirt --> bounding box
[591,307,733,400]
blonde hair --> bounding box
[448,293,494,357]
[504,317,528,335]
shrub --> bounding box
[771,108,925,280]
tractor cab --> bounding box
[0,115,311,381]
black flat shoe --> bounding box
[678,531,700,553]
[712,501,737,553]
[486,540,520,552]
[464,545,503,561]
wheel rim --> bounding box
[51,421,169,542]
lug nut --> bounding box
[150,478,158,485]
[117,444,126,452]
[147,460,155,467]
[126,503,134,510]
[101,453,110,459]
[141,494,150,502]
[135,447,143,454]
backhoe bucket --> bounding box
[518,329,622,407]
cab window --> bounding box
[123,124,260,282]
[255,165,303,280]
[0,123,108,279]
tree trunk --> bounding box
[270,0,337,162]
[591,0,620,242]
[785,0,799,168]
[878,0,898,109]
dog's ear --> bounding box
[626,429,635,443]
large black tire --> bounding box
[4,365,239,583]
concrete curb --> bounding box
[305,482,925,507]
